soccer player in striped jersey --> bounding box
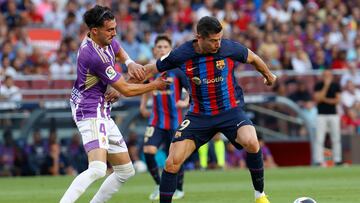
[144,16,276,203]
[140,35,189,200]
[60,5,169,203]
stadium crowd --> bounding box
[1,0,360,175]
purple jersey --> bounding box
[70,36,121,122]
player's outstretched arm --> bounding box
[175,89,190,109]
[111,76,169,97]
[139,93,151,117]
[143,63,160,80]
[246,48,276,86]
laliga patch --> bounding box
[105,66,116,80]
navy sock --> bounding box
[144,153,160,185]
[176,165,184,191]
[246,149,264,193]
[160,170,177,203]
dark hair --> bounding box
[83,5,114,29]
[154,34,172,46]
[196,16,222,38]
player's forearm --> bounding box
[120,82,157,97]
[112,77,156,97]
[143,63,159,80]
[251,56,273,79]
[247,50,273,80]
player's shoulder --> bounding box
[171,40,195,56]
[159,40,195,64]
[221,39,246,48]
[79,41,108,65]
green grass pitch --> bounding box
[1,166,359,203]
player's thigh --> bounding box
[76,118,110,160]
[235,125,259,151]
[88,148,107,162]
[174,114,215,148]
[168,139,196,165]
[108,152,132,165]
[107,119,129,154]
[220,107,254,150]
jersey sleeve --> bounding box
[175,68,190,90]
[89,56,121,84]
[156,49,182,72]
[229,41,248,63]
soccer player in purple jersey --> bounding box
[140,35,189,200]
[144,16,276,203]
[60,5,169,203]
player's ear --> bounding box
[196,34,201,40]
[91,27,98,35]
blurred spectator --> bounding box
[140,2,162,32]
[313,70,342,166]
[291,40,313,73]
[198,133,225,169]
[340,61,360,87]
[121,30,141,62]
[196,0,214,20]
[225,141,245,169]
[288,80,312,107]
[341,80,360,110]
[49,51,72,78]
[1,56,17,78]
[66,133,87,174]
[312,49,328,70]
[127,131,140,162]
[138,31,153,64]
[27,129,47,175]
[341,108,360,136]
[0,129,16,176]
[226,135,277,169]
[4,1,21,29]
[0,75,22,102]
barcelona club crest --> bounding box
[216,60,225,70]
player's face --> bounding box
[197,31,223,54]
[92,19,117,47]
[153,40,171,59]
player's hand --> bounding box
[105,88,121,103]
[263,73,277,86]
[128,63,146,81]
[140,109,151,118]
[175,100,189,108]
[153,73,172,90]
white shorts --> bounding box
[76,118,128,154]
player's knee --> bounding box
[242,140,259,153]
[113,162,136,183]
[164,158,181,173]
[88,161,107,179]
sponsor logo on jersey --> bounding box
[202,76,223,84]
[186,66,198,71]
[105,66,116,80]
[192,77,201,85]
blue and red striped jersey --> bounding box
[156,39,248,115]
[148,69,189,130]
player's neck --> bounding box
[193,41,205,54]
[89,33,106,48]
